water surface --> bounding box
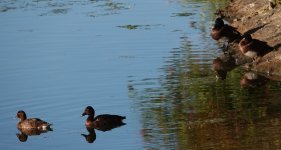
[1,0,281,149]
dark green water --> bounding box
[0,0,281,149]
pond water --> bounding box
[1,0,281,149]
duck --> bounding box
[239,34,272,60]
[81,106,126,131]
[16,110,52,131]
[211,18,241,43]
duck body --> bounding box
[239,34,272,59]
[16,110,52,131]
[17,118,52,130]
[211,18,241,42]
[82,106,126,131]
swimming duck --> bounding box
[239,34,272,59]
[81,106,126,131]
[16,110,52,130]
[211,18,241,43]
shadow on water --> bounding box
[128,1,281,149]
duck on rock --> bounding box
[211,18,242,43]
[239,34,272,60]
[81,106,126,131]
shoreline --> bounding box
[218,0,281,79]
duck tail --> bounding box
[42,123,53,131]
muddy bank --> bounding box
[218,0,281,79]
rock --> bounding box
[220,0,281,78]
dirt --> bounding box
[217,0,281,80]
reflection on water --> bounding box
[81,123,125,143]
[92,122,126,132]
[128,0,281,149]
[81,127,96,143]
[240,72,269,88]
[16,127,53,142]
[212,53,237,80]
[1,0,281,149]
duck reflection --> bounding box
[212,54,237,80]
[240,72,269,88]
[16,127,53,142]
[81,123,126,143]
[81,127,96,143]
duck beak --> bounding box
[81,112,86,117]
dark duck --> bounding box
[81,106,126,131]
[211,18,242,44]
[239,34,272,60]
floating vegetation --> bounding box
[87,11,118,18]
[102,1,130,11]
[0,6,12,12]
[117,24,163,30]
[171,12,195,17]
[118,25,140,30]
[52,8,69,14]
[0,0,130,17]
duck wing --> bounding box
[95,114,126,122]
[29,118,52,130]
[223,25,241,41]
[93,114,126,131]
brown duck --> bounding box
[16,110,52,130]
[239,34,272,59]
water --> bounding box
[1,0,281,149]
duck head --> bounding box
[243,34,253,43]
[17,110,27,121]
[81,106,95,117]
[214,18,224,29]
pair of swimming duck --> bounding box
[16,106,126,131]
[211,17,272,59]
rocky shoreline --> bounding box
[216,0,281,80]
